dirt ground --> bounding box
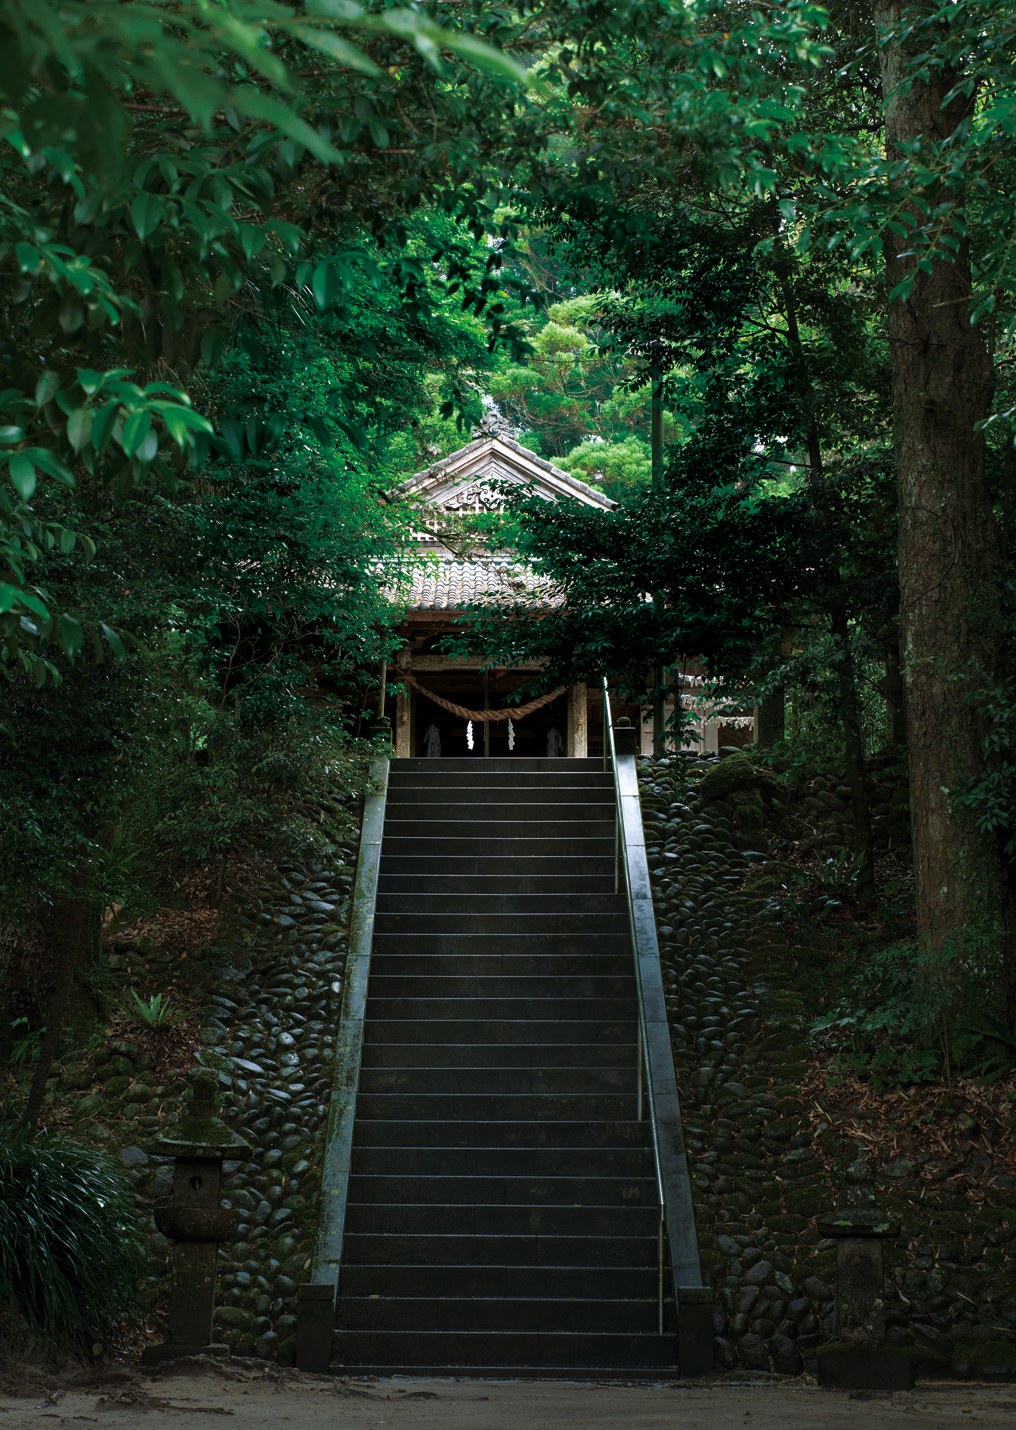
[2,1363,1016,1430]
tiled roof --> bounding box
[405,558,559,611]
[399,435,615,510]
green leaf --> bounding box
[121,410,151,458]
[304,414,332,447]
[7,586,49,619]
[232,90,344,169]
[58,614,84,657]
[101,624,127,661]
[337,416,367,449]
[293,25,381,75]
[90,402,119,456]
[8,453,36,500]
[24,447,75,487]
[66,408,93,453]
[35,372,61,407]
[312,261,340,310]
[265,219,303,253]
[130,192,165,241]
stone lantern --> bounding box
[815,1200,913,1390]
[142,1069,251,1365]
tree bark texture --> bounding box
[877,4,1010,978]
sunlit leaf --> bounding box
[8,453,36,500]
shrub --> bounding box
[0,1128,147,1359]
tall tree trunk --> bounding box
[23,881,89,1135]
[877,4,1010,984]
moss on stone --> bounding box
[968,1341,1016,1368]
[784,1187,829,1216]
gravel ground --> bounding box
[1,1367,1015,1429]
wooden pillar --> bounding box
[395,686,411,759]
[567,683,588,757]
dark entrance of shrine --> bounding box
[411,680,569,759]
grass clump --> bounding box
[0,1126,147,1360]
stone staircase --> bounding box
[330,756,677,1377]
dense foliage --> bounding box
[0,0,1014,1197]
[0,1126,147,1357]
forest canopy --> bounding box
[2,0,1016,1090]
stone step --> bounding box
[381,817,616,839]
[359,1040,636,1069]
[370,933,630,957]
[330,1329,676,1370]
[362,1017,637,1045]
[352,1093,638,1123]
[386,784,614,805]
[336,1296,667,1333]
[340,1233,660,1268]
[346,1173,655,1205]
[368,954,631,980]
[391,758,603,772]
[387,769,614,790]
[378,856,614,878]
[350,1145,655,1178]
[358,1065,636,1096]
[365,974,633,1001]
[379,837,615,858]
[337,1264,661,1300]
[344,1202,660,1237]
[384,804,615,827]
[376,874,617,895]
[351,1119,653,1149]
[373,892,625,915]
[371,913,629,937]
[363,999,636,1025]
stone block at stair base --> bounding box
[816,1345,916,1391]
[296,1284,336,1373]
[678,1288,713,1377]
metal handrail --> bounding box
[603,678,666,1336]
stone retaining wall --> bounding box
[638,749,1016,1380]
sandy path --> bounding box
[3,1367,1016,1430]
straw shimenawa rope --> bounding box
[400,671,566,723]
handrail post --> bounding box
[636,1023,643,1121]
[602,682,608,773]
[658,1212,665,1335]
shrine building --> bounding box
[382,432,752,758]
